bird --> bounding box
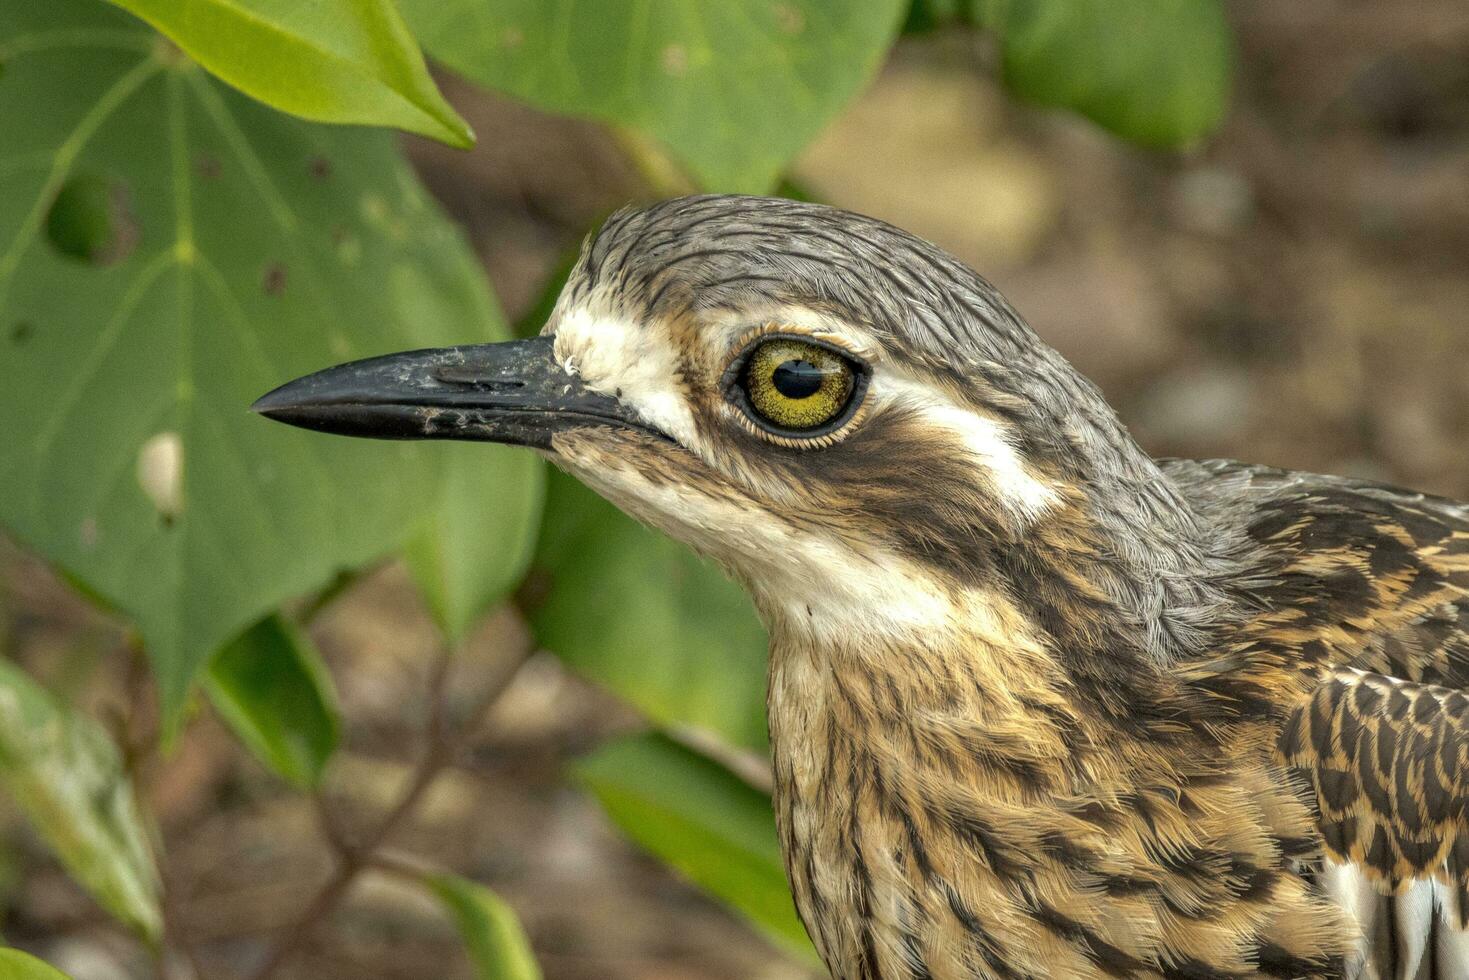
[254,194,1469,980]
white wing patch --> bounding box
[1322,860,1469,979]
[1395,878,1434,979]
[1323,860,1381,979]
[1436,879,1469,978]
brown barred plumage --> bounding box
[258,195,1469,979]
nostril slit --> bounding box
[433,365,525,389]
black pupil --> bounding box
[771,359,825,399]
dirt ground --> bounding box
[4,3,1468,978]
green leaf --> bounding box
[0,950,73,980]
[0,1,507,724]
[398,0,909,192]
[103,0,472,147]
[0,661,160,941]
[405,448,544,647]
[205,614,339,788]
[575,732,815,962]
[422,873,541,980]
[985,0,1233,147]
[530,472,768,752]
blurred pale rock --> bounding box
[347,871,452,935]
[45,935,146,980]
[794,43,1059,272]
[486,651,575,740]
[1169,167,1256,235]
[1006,244,1177,390]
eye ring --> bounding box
[722,332,870,445]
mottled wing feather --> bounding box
[1168,457,1469,972]
[1166,458,1469,690]
[1279,667,1469,923]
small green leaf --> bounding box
[398,0,908,192]
[103,0,473,147]
[0,661,160,941]
[575,732,815,962]
[0,949,73,980]
[422,873,541,980]
[986,0,1233,147]
[530,472,768,752]
[205,614,339,789]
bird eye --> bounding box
[734,336,863,436]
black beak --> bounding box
[251,335,653,450]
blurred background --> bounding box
[3,2,1468,978]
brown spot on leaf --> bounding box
[151,35,185,66]
[514,567,554,613]
[263,262,287,296]
[79,516,98,549]
[774,4,805,34]
[195,153,221,179]
[309,155,332,180]
[661,43,689,78]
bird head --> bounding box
[256,196,1214,654]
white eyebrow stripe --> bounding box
[877,376,1060,524]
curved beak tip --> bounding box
[250,388,290,416]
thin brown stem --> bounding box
[311,792,349,857]
[367,848,443,881]
[116,635,158,779]
[112,637,200,980]
[246,628,533,980]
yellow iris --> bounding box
[742,338,854,431]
